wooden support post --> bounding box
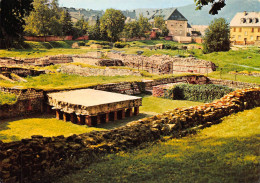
[63,113,69,122]
[70,113,76,124]
[129,108,133,117]
[56,109,63,120]
[134,107,139,116]
[114,111,118,121]
[122,109,126,119]
[77,114,82,125]
[85,115,92,126]
[97,115,101,125]
[105,113,109,123]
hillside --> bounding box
[178,0,260,25]
[66,0,259,25]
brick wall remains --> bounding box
[0,87,259,182]
[0,88,45,119]
[106,52,216,75]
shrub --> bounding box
[0,92,17,105]
[164,84,234,103]
[77,41,86,46]
[114,42,129,48]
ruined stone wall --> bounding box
[60,65,141,77]
[0,87,259,182]
[106,52,216,75]
[0,67,45,77]
[0,88,45,119]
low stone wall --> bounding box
[0,88,45,119]
[209,78,260,89]
[0,67,45,77]
[106,52,216,75]
[60,65,141,77]
[0,87,259,182]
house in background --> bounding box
[230,11,260,45]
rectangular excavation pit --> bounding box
[47,89,142,126]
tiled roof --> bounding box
[230,12,260,27]
[135,8,187,21]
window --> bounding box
[238,35,241,40]
[245,31,248,36]
[239,28,242,32]
[252,28,254,33]
[234,28,236,32]
[250,36,254,41]
[258,28,260,32]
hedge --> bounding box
[164,84,234,103]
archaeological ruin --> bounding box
[47,89,142,126]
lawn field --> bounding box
[57,107,260,183]
[0,96,203,143]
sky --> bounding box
[59,0,194,10]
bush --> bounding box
[114,42,129,48]
[171,45,178,50]
[77,41,86,46]
[163,44,171,49]
[164,84,234,103]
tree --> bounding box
[60,9,74,36]
[138,14,152,37]
[122,21,140,39]
[24,0,65,40]
[0,0,33,48]
[194,0,227,15]
[74,16,89,38]
[88,16,102,40]
[203,18,230,53]
[100,9,126,42]
[154,16,169,37]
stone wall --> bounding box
[0,67,45,77]
[106,52,216,75]
[0,88,45,120]
[0,87,259,182]
[60,65,141,77]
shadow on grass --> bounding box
[56,135,260,183]
[98,113,153,130]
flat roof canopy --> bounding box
[47,89,142,116]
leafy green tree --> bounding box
[138,14,152,37]
[24,0,59,40]
[60,9,74,36]
[0,0,33,48]
[74,16,89,38]
[154,16,169,37]
[122,21,140,38]
[195,0,227,15]
[203,18,230,53]
[88,16,102,40]
[100,9,126,42]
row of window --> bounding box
[233,27,260,33]
[233,35,256,41]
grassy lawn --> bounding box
[0,91,17,105]
[140,95,203,114]
[0,115,105,143]
[57,107,260,183]
[0,96,203,142]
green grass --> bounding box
[0,73,145,90]
[0,91,17,105]
[0,115,105,143]
[57,107,260,183]
[208,72,260,84]
[194,48,260,72]
[140,95,203,114]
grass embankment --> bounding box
[0,96,203,143]
[57,107,260,183]
[0,91,17,105]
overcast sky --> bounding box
[59,0,194,10]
